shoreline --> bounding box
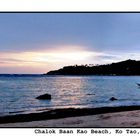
[1,105,140,126]
[2,110,140,127]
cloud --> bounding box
[0,45,140,74]
[0,58,33,63]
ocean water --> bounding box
[1,75,140,116]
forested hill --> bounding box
[46,59,140,75]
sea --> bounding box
[1,75,140,116]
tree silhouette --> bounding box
[46,59,140,75]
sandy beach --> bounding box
[1,106,140,127]
[1,110,140,127]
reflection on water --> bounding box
[1,76,140,116]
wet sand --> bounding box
[1,110,140,127]
[1,106,140,127]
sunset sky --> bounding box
[0,13,140,74]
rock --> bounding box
[36,94,51,100]
[109,97,117,101]
[87,93,95,95]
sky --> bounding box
[0,13,140,74]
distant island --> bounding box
[45,59,140,75]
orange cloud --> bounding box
[0,46,103,73]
